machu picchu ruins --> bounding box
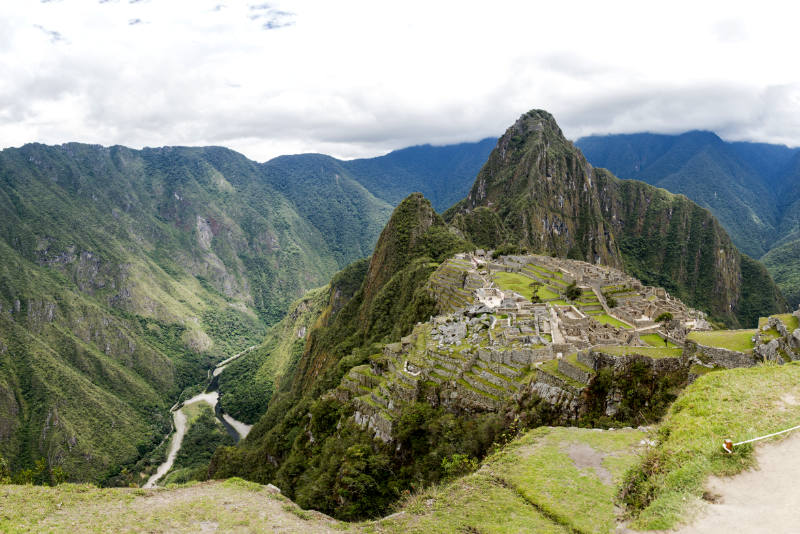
[334,252,800,443]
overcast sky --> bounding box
[2,0,799,161]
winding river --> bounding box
[143,347,256,488]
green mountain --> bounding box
[448,111,785,327]
[577,131,800,305]
[208,110,784,521]
[0,143,390,483]
[0,137,498,482]
[341,138,496,211]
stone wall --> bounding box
[527,380,581,423]
[684,341,758,369]
[477,346,553,366]
[534,368,583,396]
[580,349,686,374]
[450,381,502,411]
[353,399,393,443]
[557,358,592,384]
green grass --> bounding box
[565,353,594,374]
[761,328,781,341]
[623,362,800,530]
[758,313,799,332]
[539,359,586,388]
[641,333,678,348]
[594,345,683,359]
[592,314,633,329]
[381,426,644,533]
[0,480,343,532]
[689,364,721,377]
[686,329,757,352]
[492,271,558,300]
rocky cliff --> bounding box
[446,110,786,327]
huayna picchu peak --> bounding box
[447,109,786,328]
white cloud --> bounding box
[0,0,799,161]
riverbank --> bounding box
[144,350,255,488]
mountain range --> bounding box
[0,139,492,482]
[577,131,800,305]
[0,109,789,503]
[207,110,785,519]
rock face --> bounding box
[445,110,786,327]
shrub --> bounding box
[565,281,581,301]
[603,292,618,308]
[655,312,673,323]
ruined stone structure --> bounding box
[335,253,791,442]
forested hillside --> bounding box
[0,139,491,483]
[577,131,800,305]
[208,110,784,521]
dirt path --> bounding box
[674,432,800,533]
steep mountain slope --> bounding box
[762,240,800,307]
[341,138,497,211]
[577,131,782,257]
[209,195,476,518]
[577,131,800,305]
[447,111,785,327]
[261,154,393,265]
[0,137,498,483]
[0,142,392,482]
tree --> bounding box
[565,281,581,301]
[0,454,10,484]
[655,312,673,323]
[529,280,543,303]
[603,292,618,308]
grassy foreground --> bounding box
[0,478,344,533]
[371,426,645,534]
[0,427,644,533]
[621,362,800,530]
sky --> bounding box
[1,0,800,161]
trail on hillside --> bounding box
[674,432,800,533]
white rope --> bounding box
[733,424,800,446]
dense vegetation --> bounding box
[0,137,497,483]
[161,403,234,485]
[446,110,785,327]
[762,239,800,307]
[209,194,484,518]
[205,110,786,521]
[217,286,330,424]
[578,132,800,306]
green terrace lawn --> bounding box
[624,362,800,530]
[758,313,800,332]
[594,345,683,359]
[525,263,563,278]
[686,329,757,353]
[539,359,585,388]
[493,272,559,301]
[641,333,678,348]
[380,426,645,534]
[593,313,633,329]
